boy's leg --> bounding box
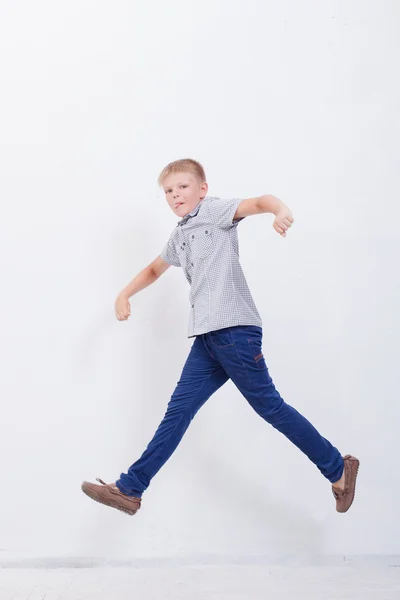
[206,326,344,483]
[115,335,229,497]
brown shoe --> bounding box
[332,455,360,513]
[81,478,141,516]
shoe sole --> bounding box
[81,483,138,516]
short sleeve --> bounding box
[207,197,245,230]
[160,235,180,267]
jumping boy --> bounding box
[81,158,359,516]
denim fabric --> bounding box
[116,326,344,497]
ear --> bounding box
[200,181,208,195]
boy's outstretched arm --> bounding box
[233,194,294,237]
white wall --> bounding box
[1,0,399,564]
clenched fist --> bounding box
[273,207,294,237]
[115,294,131,321]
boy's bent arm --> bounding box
[118,256,171,299]
[233,195,294,237]
[233,195,286,220]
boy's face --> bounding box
[162,172,208,218]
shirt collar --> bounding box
[177,197,206,225]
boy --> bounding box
[82,158,359,516]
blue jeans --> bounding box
[116,326,344,497]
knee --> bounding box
[253,389,285,422]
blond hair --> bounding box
[158,158,206,187]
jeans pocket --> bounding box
[210,328,235,348]
[247,338,267,369]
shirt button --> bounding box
[192,235,194,239]
[191,262,194,266]
[205,230,208,234]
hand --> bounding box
[115,294,131,321]
[273,207,294,237]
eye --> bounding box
[180,185,187,189]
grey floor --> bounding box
[1,562,399,600]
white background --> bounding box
[0,0,399,564]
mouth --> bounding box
[174,202,184,209]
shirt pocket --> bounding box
[174,241,187,263]
[190,227,213,259]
